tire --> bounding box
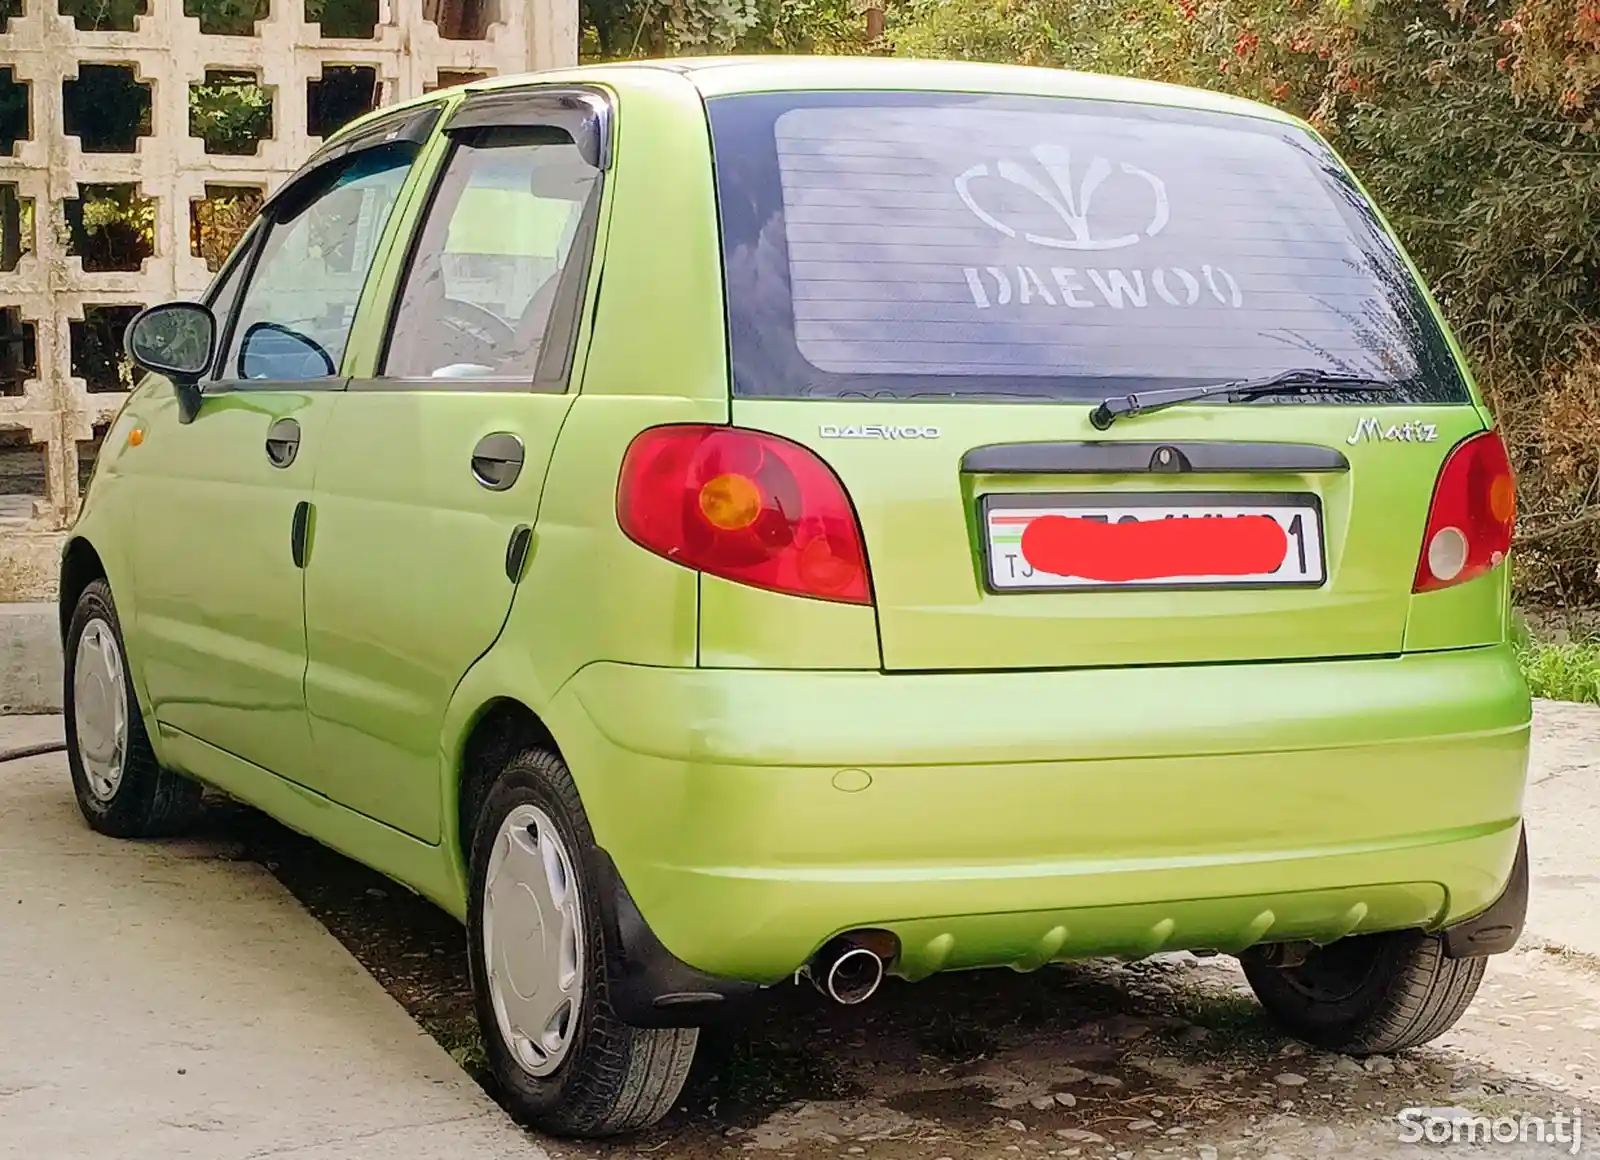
[63,579,203,838]
[467,745,698,1137]
[1242,929,1486,1055]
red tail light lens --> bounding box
[1413,429,1516,593]
[617,425,872,605]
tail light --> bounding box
[1413,429,1516,593]
[617,425,872,605]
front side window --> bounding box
[201,227,254,377]
[707,91,1468,404]
[383,125,601,383]
[222,142,419,382]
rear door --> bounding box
[705,90,1486,671]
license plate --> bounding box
[983,493,1326,592]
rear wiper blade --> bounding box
[1088,369,1397,430]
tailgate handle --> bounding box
[961,441,1349,476]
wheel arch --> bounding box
[445,687,761,1029]
[454,697,563,876]
[58,536,108,643]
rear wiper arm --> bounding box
[1088,369,1397,430]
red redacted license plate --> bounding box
[983,493,1326,591]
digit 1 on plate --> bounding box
[1286,512,1307,574]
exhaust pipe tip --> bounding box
[802,935,894,1005]
[824,946,885,1005]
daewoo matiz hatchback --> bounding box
[64,57,1530,1137]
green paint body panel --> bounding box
[127,386,341,783]
[301,388,576,842]
[66,58,1531,989]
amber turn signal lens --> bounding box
[127,427,144,447]
[1488,474,1515,524]
[698,472,763,531]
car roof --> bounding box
[669,56,1288,120]
[492,56,1293,124]
[331,56,1301,148]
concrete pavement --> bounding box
[0,604,59,713]
[1523,698,1600,959]
[0,714,547,1160]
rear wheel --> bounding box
[467,746,698,1137]
[64,579,202,838]
[1242,930,1485,1054]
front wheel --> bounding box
[64,579,202,838]
[1242,929,1485,1055]
[467,746,698,1137]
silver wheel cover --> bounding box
[483,804,585,1077]
[73,617,128,802]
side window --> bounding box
[200,225,257,380]
[222,143,419,383]
[383,125,601,384]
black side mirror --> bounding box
[124,302,217,424]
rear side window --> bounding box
[384,125,602,384]
[706,91,1468,404]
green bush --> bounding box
[1517,639,1600,704]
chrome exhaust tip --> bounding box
[802,939,888,1005]
[823,946,885,1005]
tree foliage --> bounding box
[582,0,862,57]
[1504,0,1600,107]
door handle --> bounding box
[505,524,533,583]
[290,501,311,568]
[471,433,524,491]
[266,418,301,468]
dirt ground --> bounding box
[202,798,1600,1160]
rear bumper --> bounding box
[553,645,1531,986]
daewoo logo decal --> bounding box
[954,145,1169,252]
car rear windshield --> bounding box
[705,91,1470,404]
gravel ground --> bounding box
[196,699,1600,1160]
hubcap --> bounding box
[73,618,128,802]
[483,804,584,1077]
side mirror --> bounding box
[124,302,216,425]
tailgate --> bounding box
[706,86,1488,670]
[735,400,1486,671]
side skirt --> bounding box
[156,723,469,921]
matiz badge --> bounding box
[819,424,941,440]
[1346,417,1439,446]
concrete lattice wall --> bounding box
[0,0,575,600]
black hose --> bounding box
[0,740,67,763]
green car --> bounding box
[64,57,1530,1137]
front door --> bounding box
[132,133,426,782]
[302,94,607,841]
